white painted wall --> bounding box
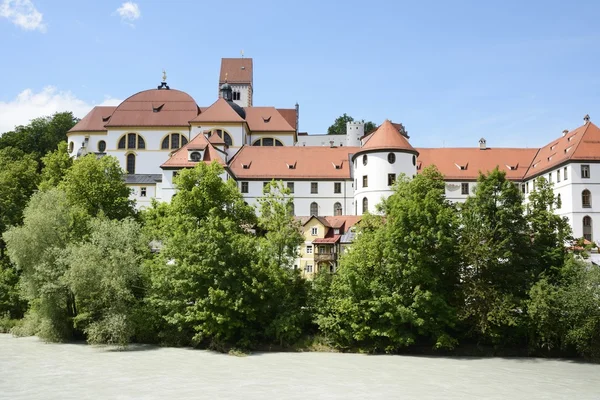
[129,184,156,210]
[239,180,354,216]
[353,151,417,214]
[295,135,346,147]
[249,132,295,146]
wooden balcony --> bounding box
[314,252,337,262]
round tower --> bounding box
[346,121,364,147]
[352,120,417,215]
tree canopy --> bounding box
[327,113,377,135]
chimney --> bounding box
[562,129,569,137]
[479,138,487,150]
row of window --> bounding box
[357,153,417,167]
[355,174,397,189]
[308,202,343,216]
[240,181,344,194]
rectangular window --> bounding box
[311,182,318,194]
[334,182,342,194]
[461,183,469,195]
[173,171,178,179]
[388,174,396,186]
[557,170,561,183]
[287,182,294,193]
[127,133,136,149]
[263,182,269,192]
[582,165,590,178]
[521,184,526,194]
[241,182,249,193]
[306,245,313,253]
[305,264,313,273]
[564,167,568,180]
[526,182,529,193]
[549,173,552,183]
[311,227,318,236]
[362,175,368,188]
[140,187,147,197]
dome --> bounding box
[105,88,199,127]
[353,120,417,158]
[220,82,232,91]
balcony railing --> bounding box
[314,252,337,262]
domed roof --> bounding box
[220,82,232,91]
[105,88,199,127]
[354,120,417,157]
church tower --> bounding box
[219,57,253,107]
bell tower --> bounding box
[218,56,253,107]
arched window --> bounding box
[582,189,591,208]
[161,133,188,150]
[334,202,342,216]
[68,141,74,153]
[363,154,368,166]
[362,197,368,214]
[289,202,295,216]
[126,154,135,174]
[98,140,106,152]
[252,138,284,146]
[310,202,318,216]
[583,216,592,241]
[118,133,145,150]
[388,153,396,164]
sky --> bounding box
[1,0,600,148]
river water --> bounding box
[1,334,599,399]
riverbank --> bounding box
[1,334,599,400]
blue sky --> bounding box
[1,0,600,148]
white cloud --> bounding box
[0,86,121,133]
[0,0,46,32]
[115,2,140,25]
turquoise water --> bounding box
[1,334,599,399]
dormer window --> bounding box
[189,151,202,162]
[505,164,518,171]
[286,162,296,169]
[455,163,468,170]
[262,116,271,123]
[242,162,251,169]
[153,103,165,113]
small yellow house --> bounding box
[296,215,361,279]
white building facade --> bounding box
[67,59,600,245]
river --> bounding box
[1,334,599,399]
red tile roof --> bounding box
[161,133,225,168]
[207,132,226,145]
[229,146,360,179]
[277,108,298,131]
[416,147,538,180]
[219,58,253,84]
[313,236,341,244]
[244,107,295,132]
[105,89,199,127]
[525,122,600,179]
[68,106,116,132]
[190,98,245,123]
[324,216,362,230]
[357,120,417,155]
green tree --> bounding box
[317,167,460,352]
[60,154,134,220]
[327,113,377,135]
[63,218,147,346]
[0,257,26,319]
[0,112,78,165]
[257,181,303,268]
[146,163,307,349]
[526,177,572,282]
[459,168,532,345]
[39,141,73,191]
[3,189,76,341]
[0,147,40,256]
[528,257,600,358]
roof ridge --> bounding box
[570,122,592,161]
